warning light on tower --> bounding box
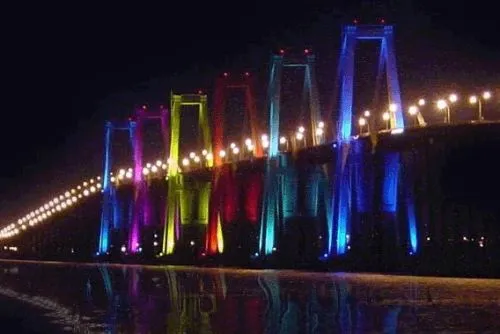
[223,72,228,77]
[304,48,310,54]
[380,18,385,24]
[244,72,250,77]
[353,18,358,24]
[279,49,285,55]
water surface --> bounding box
[0,260,499,333]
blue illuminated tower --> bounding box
[331,24,408,256]
[98,120,136,255]
[259,50,322,255]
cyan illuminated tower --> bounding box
[163,92,212,255]
[98,120,136,255]
[259,50,322,255]
[128,105,169,253]
[331,24,408,256]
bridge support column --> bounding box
[350,139,374,257]
[259,155,297,256]
[331,142,352,256]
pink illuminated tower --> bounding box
[128,105,169,253]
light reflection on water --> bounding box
[0,261,499,333]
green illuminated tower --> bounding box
[163,93,212,255]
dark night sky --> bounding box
[0,0,498,221]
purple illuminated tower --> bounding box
[128,105,169,253]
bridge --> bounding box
[0,24,498,273]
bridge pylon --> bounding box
[330,24,408,257]
[129,105,169,253]
[259,50,322,256]
[98,120,136,255]
[163,92,212,255]
[205,72,262,255]
[212,72,262,166]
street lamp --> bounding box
[408,105,419,126]
[363,110,371,118]
[358,117,369,134]
[469,91,492,122]
[418,98,426,106]
[382,112,390,130]
[279,136,289,151]
[448,93,458,103]
[436,99,451,124]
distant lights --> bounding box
[448,93,458,103]
[408,105,419,116]
[436,99,448,110]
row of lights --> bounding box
[406,91,492,125]
[0,121,329,239]
[0,177,103,240]
[357,90,494,133]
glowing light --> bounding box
[295,132,304,140]
[230,142,236,149]
[363,110,370,117]
[408,105,418,115]
[261,134,268,142]
[298,126,305,133]
[389,103,398,112]
[189,152,195,159]
[483,91,492,100]
[382,112,390,121]
[182,158,190,166]
[436,99,448,110]
[232,147,240,155]
[318,121,325,128]
[448,93,458,103]
[155,160,162,167]
[90,186,96,193]
[315,127,324,136]
[125,171,132,178]
[201,149,208,156]
[219,150,226,158]
[279,136,287,144]
[262,140,269,148]
[206,152,213,161]
[151,165,158,172]
[418,98,426,106]
[118,169,125,176]
[83,190,89,196]
[469,95,478,104]
[358,117,367,126]
[193,156,201,163]
[244,138,252,146]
